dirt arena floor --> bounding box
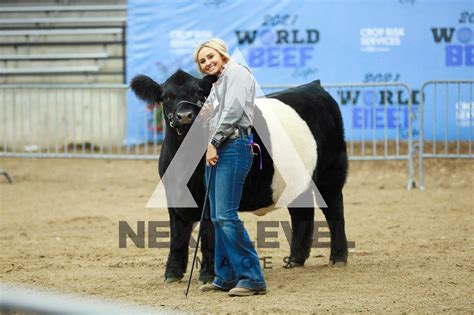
[0,157,472,313]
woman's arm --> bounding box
[209,65,254,148]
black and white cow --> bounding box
[131,69,348,284]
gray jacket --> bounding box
[206,61,255,148]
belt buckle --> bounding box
[229,128,240,139]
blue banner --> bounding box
[126,0,473,143]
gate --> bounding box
[418,80,473,190]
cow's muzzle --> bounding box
[167,100,204,135]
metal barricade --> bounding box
[262,82,416,190]
[418,80,473,190]
[1,83,417,189]
[0,84,161,160]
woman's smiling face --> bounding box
[197,46,226,76]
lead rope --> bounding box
[184,165,214,298]
[249,134,263,170]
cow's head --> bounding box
[131,69,217,136]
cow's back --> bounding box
[267,80,347,189]
[239,80,347,214]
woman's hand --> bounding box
[206,143,219,166]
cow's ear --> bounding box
[130,75,163,103]
[199,75,218,95]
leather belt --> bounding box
[228,126,252,139]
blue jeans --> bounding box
[204,134,267,291]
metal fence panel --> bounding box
[262,82,416,190]
[1,82,416,189]
[418,80,473,190]
[0,84,160,160]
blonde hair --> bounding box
[193,38,231,74]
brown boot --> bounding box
[228,287,267,297]
[199,283,226,292]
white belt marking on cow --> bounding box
[252,98,318,216]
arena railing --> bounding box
[0,82,418,189]
[418,80,473,190]
[0,84,142,160]
[263,82,416,190]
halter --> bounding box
[165,99,205,135]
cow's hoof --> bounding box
[164,277,182,284]
[329,261,347,267]
[283,261,304,269]
[198,275,214,285]
[198,277,213,285]
[198,279,215,286]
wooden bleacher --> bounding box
[0,1,126,84]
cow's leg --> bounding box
[198,218,215,284]
[164,209,193,283]
[284,188,315,268]
[285,207,315,268]
[320,187,348,266]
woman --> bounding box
[193,38,267,296]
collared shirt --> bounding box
[206,60,255,148]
